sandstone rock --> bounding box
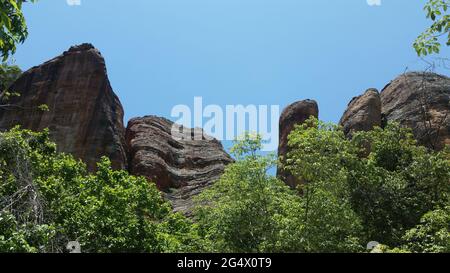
[381,72,450,150]
[126,116,233,214]
[339,88,382,137]
[277,100,319,188]
[0,43,127,170]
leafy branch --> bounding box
[0,0,37,61]
[414,0,450,56]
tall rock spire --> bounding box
[0,43,128,170]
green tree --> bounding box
[0,0,36,60]
[0,127,198,253]
[350,125,450,245]
[0,1,39,110]
[0,62,22,110]
[194,134,293,252]
[195,133,364,253]
[0,62,21,91]
[414,0,450,56]
[1,125,448,253]
[400,204,450,253]
[284,120,366,252]
[284,117,450,249]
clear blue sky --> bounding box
[14,0,450,127]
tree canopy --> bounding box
[0,127,200,253]
[0,122,449,253]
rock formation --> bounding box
[339,72,450,150]
[277,100,319,188]
[339,88,382,137]
[126,116,233,214]
[0,43,128,170]
[3,43,448,212]
[380,72,450,150]
[0,43,234,214]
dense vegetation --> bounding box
[194,120,449,253]
[0,128,199,253]
[0,0,448,254]
[284,118,450,252]
[0,120,448,253]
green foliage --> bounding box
[400,204,450,253]
[195,133,294,252]
[48,158,174,253]
[0,62,22,111]
[0,127,198,253]
[0,127,58,252]
[285,120,366,252]
[285,117,450,250]
[195,123,449,253]
[156,212,204,253]
[350,125,450,245]
[37,104,49,112]
[414,0,450,56]
[194,132,364,253]
[0,211,55,253]
[0,0,36,60]
[0,62,21,92]
[1,123,448,253]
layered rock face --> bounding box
[126,116,233,214]
[380,72,450,150]
[0,43,233,214]
[0,43,127,170]
[339,88,382,137]
[339,72,449,150]
[4,43,447,212]
[277,100,319,188]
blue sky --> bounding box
[14,0,450,133]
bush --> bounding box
[285,118,450,249]
[194,133,364,253]
[1,121,448,253]
[0,127,198,253]
[400,204,450,253]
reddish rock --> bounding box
[277,100,319,188]
[339,88,382,137]
[126,116,233,214]
[381,72,450,150]
[0,43,127,170]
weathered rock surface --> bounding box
[0,43,127,170]
[3,42,447,214]
[339,88,382,137]
[126,116,233,214]
[381,72,450,150]
[277,100,319,188]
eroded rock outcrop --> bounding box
[381,72,450,150]
[339,88,382,137]
[126,116,233,214]
[0,43,127,170]
[277,100,319,188]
